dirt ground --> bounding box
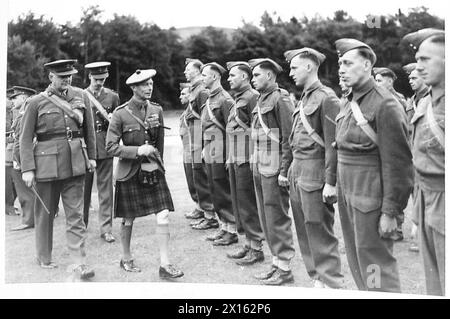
[4,110,425,295]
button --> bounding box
[67,127,70,130]
[64,115,68,118]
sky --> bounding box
[6,0,448,29]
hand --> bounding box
[278,174,289,188]
[378,213,398,238]
[322,183,337,204]
[88,160,97,172]
[22,171,35,188]
[137,144,155,157]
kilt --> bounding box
[114,170,174,218]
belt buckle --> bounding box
[96,123,102,132]
[66,129,73,140]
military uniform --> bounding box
[5,98,17,215]
[406,86,429,125]
[83,86,119,234]
[20,62,96,267]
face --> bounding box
[375,74,393,89]
[338,50,371,88]
[289,56,310,87]
[184,62,200,82]
[89,74,107,90]
[12,94,27,109]
[132,79,153,100]
[49,73,72,91]
[408,70,425,91]
[179,88,190,104]
[201,66,217,89]
[251,66,271,91]
[228,67,248,91]
[415,39,445,87]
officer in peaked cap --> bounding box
[225,61,264,265]
[106,69,183,279]
[83,61,119,243]
[334,39,413,292]
[373,67,408,113]
[20,59,97,279]
[199,62,237,246]
[284,47,344,289]
[183,58,217,229]
[248,57,296,285]
[402,28,445,296]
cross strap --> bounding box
[85,89,110,122]
[40,92,83,125]
[349,100,378,146]
[205,99,225,131]
[423,95,444,147]
[256,104,280,144]
[298,101,325,148]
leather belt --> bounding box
[37,130,83,141]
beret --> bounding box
[85,61,110,78]
[44,59,78,76]
[226,61,252,76]
[402,63,417,75]
[402,28,445,51]
[284,47,326,64]
[248,58,283,74]
[334,38,377,63]
[373,67,397,80]
[126,69,157,86]
[201,62,226,76]
[9,86,37,98]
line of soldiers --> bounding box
[177,28,445,294]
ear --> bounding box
[48,73,53,81]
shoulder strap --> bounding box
[85,89,110,122]
[124,105,148,130]
[40,92,83,125]
[188,101,201,119]
[425,97,444,147]
[205,99,225,131]
[256,104,280,144]
[298,101,325,147]
[349,100,378,145]
[234,105,250,130]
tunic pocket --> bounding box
[34,143,58,180]
[68,138,88,177]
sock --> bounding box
[156,224,170,266]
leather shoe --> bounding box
[11,224,33,231]
[190,218,205,226]
[206,229,227,241]
[101,232,116,243]
[120,259,141,272]
[226,245,250,259]
[185,209,204,219]
[191,218,219,230]
[261,269,294,286]
[254,265,278,280]
[213,232,238,246]
[236,249,264,266]
[159,264,184,279]
[37,259,58,269]
[73,264,95,280]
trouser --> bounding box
[253,167,295,264]
[191,160,215,215]
[11,168,35,226]
[35,175,87,265]
[289,159,343,288]
[5,165,17,213]
[205,162,235,224]
[83,158,113,235]
[337,152,400,292]
[229,162,263,245]
[183,162,198,204]
[415,186,445,296]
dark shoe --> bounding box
[185,209,204,219]
[191,218,219,230]
[120,259,141,272]
[236,249,264,266]
[254,265,278,280]
[261,269,294,286]
[101,232,116,243]
[73,264,95,280]
[159,264,184,279]
[213,232,238,246]
[190,218,205,227]
[226,245,250,259]
[11,224,33,231]
[206,229,227,241]
[37,259,58,269]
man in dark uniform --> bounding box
[403,63,429,124]
[284,48,343,289]
[83,61,119,243]
[249,58,296,285]
[5,89,18,216]
[183,58,217,229]
[20,59,97,279]
[10,86,37,231]
[334,39,413,292]
[374,67,408,111]
[225,61,264,262]
[403,28,445,296]
[200,62,237,246]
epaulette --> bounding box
[149,101,163,110]
[114,102,128,112]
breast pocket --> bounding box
[38,109,63,130]
[34,142,59,180]
[122,123,141,145]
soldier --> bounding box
[106,69,183,279]
[10,86,37,231]
[83,61,119,243]
[402,62,429,124]
[249,58,296,285]
[334,39,413,292]
[225,61,264,263]
[5,89,18,216]
[373,67,408,111]
[200,62,237,246]
[284,48,343,289]
[20,59,97,279]
[402,28,445,296]
[183,58,217,229]
[179,82,200,212]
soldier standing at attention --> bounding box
[373,67,408,112]
[249,58,296,286]
[225,61,265,264]
[284,48,343,289]
[402,28,445,296]
[402,63,429,124]
[106,69,183,279]
[83,61,119,243]
[20,59,97,279]
[334,39,413,292]
[5,89,18,216]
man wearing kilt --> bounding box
[106,69,183,279]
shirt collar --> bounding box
[233,83,252,98]
[130,96,147,109]
[349,77,376,102]
[190,79,203,92]
[47,84,71,99]
[259,83,278,100]
[209,86,223,98]
[301,80,322,100]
